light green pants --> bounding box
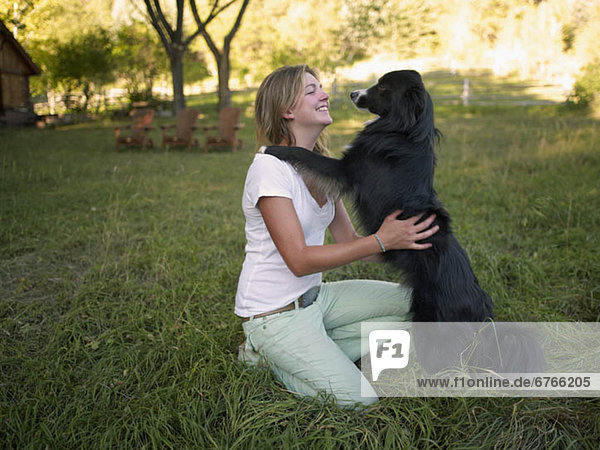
[241,279,412,407]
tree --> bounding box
[143,0,199,113]
[113,22,170,103]
[42,28,114,112]
[232,0,439,83]
[231,0,359,81]
[0,0,37,38]
[143,0,250,113]
[190,0,250,110]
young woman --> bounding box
[235,64,438,407]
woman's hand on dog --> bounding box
[376,210,439,251]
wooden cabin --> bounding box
[0,19,41,125]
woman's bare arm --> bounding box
[258,196,438,277]
[328,200,383,262]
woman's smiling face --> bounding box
[287,72,332,129]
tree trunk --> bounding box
[217,52,231,111]
[170,49,186,114]
[82,82,90,112]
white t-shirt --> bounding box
[235,149,335,317]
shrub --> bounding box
[569,61,600,107]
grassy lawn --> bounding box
[1,73,599,448]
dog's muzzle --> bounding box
[350,89,368,109]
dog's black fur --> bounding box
[266,70,545,373]
[266,70,493,323]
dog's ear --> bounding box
[407,87,436,143]
[391,85,438,143]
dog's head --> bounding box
[350,70,438,143]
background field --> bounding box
[1,72,599,448]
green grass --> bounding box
[1,73,600,448]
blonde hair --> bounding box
[254,64,330,156]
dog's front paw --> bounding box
[264,146,312,163]
[264,146,285,158]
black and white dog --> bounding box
[266,70,543,373]
[267,70,493,323]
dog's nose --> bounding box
[350,91,359,101]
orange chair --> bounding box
[115,109,155,151]
[161,108,201,151]
[204,107,244,152]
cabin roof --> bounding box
[0,19,41,76]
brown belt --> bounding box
[241,294,308,323]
